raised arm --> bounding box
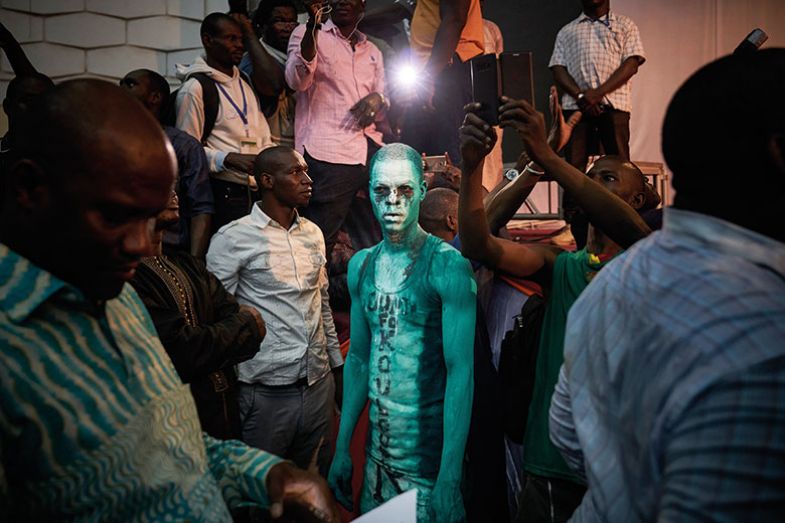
[502,97,650,248]
[485,86,582,233]
[425,0,471,78]
[0,22,37,77]
[429,249,477,522]
[231,13,285,97]
[458,105,561,279]
[327,250,372,511]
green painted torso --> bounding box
[359,234,446,477]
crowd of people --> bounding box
[1,0,784,521]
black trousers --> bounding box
[515,473,586,523]
[301,140,381,263]
[562,109,630,249]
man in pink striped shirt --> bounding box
[285,0,388,261]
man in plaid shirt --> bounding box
[550,0,645,248]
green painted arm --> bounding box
[429,248,477,522]
[327,250,372,511]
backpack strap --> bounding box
[191,73,219,144]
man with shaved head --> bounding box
[329,143,476,522]
[207,145,343,476]
[419,187,459,242]
[0,80,338,522]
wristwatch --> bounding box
[504,168,520,181]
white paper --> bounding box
[353,489,417,523]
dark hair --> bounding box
[5,73,54,105]
[201,12,241,38]
[135,69,170,100]
[663,48,785,232]
[252,0,297,28]
[253,145,292,188]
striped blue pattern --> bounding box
[0,244,281,521]
[550,208,785,522]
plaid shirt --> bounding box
[549,11,645,112]
[550,208,785,522]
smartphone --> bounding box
[422,155,448,173]
[499,52,535,107]
[470,53,500,125]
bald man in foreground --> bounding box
[0,80,338,522]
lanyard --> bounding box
[216,80,248,135]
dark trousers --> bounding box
[465,309,509,522]
[515,474,586,523]
[562,109,630,249]
[238,373,335,476]
[400,57,472,166]
[210,178,258,234]
[301,140,381,263]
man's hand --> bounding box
[224,152,256,175]
[327,450,353,511]
[498,96,554,166]
[349,92,385,128]
[304,0,328,23]
[582,88,603,107]
[459,103,497,173]
[266,462,341,522]
[240,304,266,339]
[429,479,464,523]
[229,12,254,37]
[547,85,583,153]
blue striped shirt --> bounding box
[0,244,282,521]
[550,208,785,522]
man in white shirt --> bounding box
[176,12,282,232]
[549,0,645,248]
[207,145,343,476]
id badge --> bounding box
[240,136,260,154]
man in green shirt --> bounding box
[0,79,338,522]
[458,96,652,522]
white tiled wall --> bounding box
[0,0,255,132]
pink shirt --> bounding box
[285,20,385,166]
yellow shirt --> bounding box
[410,0,484,66]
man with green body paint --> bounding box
[328,143,477,522]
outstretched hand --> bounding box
[327,451,354,512]
[547,85,582,153]
[266,462,341,522]
[460,103,497,172]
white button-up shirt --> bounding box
[207,204,342,386]
[549,11,645,113]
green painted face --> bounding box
[370,158,426,236]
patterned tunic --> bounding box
[0,244,281,521]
